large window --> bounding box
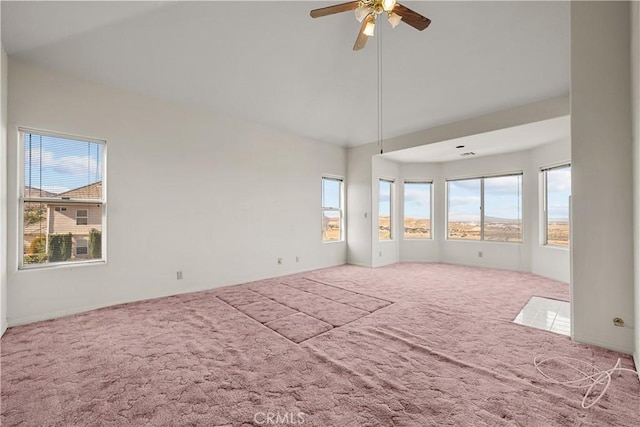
[403,181,432,239]
[321,176,343,242]
[542,164,571,247]
[447,173,522,243]
[20,129,106,268]
[379,179,394,240]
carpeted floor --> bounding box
[1,263,638,426]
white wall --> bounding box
[1,42,8,334]
[371,156,400,267]
[398,163,441,263]
[6,59,347,326]
[571,1,634,354]
[631,0,640,368]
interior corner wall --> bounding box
[571,1,634,354]
[631,0,640,367]
[529,140,571,283]
[6,59,347,326]
[346,143,377,267]
[371,156,400,267]
[1,44,8,336]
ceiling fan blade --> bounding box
[310,1,360,18]
[394,3,431,31]
[353,17,370,51]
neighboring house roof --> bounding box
[57,182,102,200]
[23,186,56,198]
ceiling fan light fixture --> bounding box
[363,17,376,37]
[382,0,397,13]
[355,5,370,22]
[388,12,402,28]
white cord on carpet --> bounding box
[534,355,638,409]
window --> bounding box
[542,164,571,247]
[447,178,481,240]
[447,173,522,243]
[379,179,394,240]
[483,175,522,242]
[321,176,343,242]
[76,209,88,225]
[20,129,106,267]
[403,181,432,239]
[76,239,88,256]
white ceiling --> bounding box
[382,115,570,163]
[1,1,570,147]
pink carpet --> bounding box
[1,263,638,426]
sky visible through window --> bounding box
[322,178,340,208]
[379,180,392,217]
[448,179,481,222]
[404,182,431,218]
[546,166,571,221]
[448,176,524,221]
[24,133,103,196]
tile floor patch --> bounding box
[513,296,570,336]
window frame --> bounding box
[402,180,433,240]
[321,176,344,243]
[446,172,523,243]
[378,178,395,241]
[18,127,107,269]
[541,163,571,248]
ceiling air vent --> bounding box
[460,152,476,157]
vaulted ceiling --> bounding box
[1,1,570,147]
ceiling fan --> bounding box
[310,0,431,50]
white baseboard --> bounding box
[346,261,372,268]
[572,333,634,355]
[634,352,640,382]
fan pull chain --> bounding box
[377,22,384,154]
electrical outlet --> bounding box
[478,251,483,258]
[379,251,382,257]
[176,271,183,280]
[295,256,299,263]
[277,258,283,265]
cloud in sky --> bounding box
[547,168,571,192]
[24,139,102,193]
[449,195,480,206]
[404,185,430,207]
[26,147,100,178]
[378,181,391,202]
